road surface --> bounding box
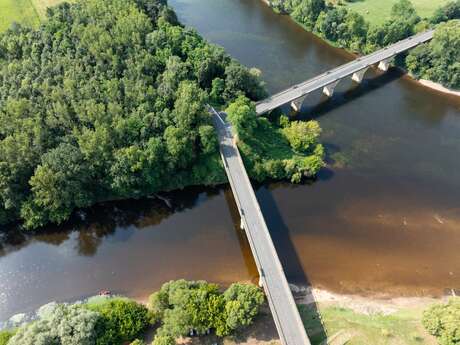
[210,107,311,345]
[255,29,434,115]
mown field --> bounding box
[0,0,65,32]
[343,0,451,26]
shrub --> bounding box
[8,304,100,345]
[0,330,15,345]
[282,120,322,153]
[422,298,460,345]
[152,335,175,345]
[223,283,265,331]
[130,340,146,345]
[148,280,265,339]
[86,298,151,345]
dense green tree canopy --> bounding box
[406,20,460,88]
[8,304,101,345]
[148,280,265,340]
[0,0,265,229]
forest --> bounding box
[0,0,324,230]
[269,0,460,89]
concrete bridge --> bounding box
[209,106,312,345]
[256,30,434,115]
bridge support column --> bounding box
[322,80,340,97]
[378,58,392,72]
[258,276,263,288]
[290,95,307,112]
[352,67,369,83]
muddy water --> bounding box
[1,0,460,320]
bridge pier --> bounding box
[290,95,307,112]
[378,57,392,72]
[322,80,340,97]
[352,67,369,83]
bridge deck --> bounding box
[255,29,434,115]
[210,107,311,345]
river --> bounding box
[1,0,460,320]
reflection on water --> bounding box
[1,0,460,321]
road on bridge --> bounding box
[210,107,311,345]
[256,29,434,115]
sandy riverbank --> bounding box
[157,286,444,345]
[417,79,460,97]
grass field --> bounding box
[300,304,438,345]
[343,0,451,26]
[0,0,65,32]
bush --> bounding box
[282,120,322,153]
[422,298,460,345]
[152,335,176,345]
[0,330,15,345]
[86,299,151,345]
[148,280,265,339]
[130,340,146,345]
[223,283,265,331]
[225,97,325,183]
[431,0,460,24]
[8,304,100,345]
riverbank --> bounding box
[259,0,460,98]
[0,279,447,345]
[141,285,442,344]
[418,79,460,97]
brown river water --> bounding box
[1,0,460,320]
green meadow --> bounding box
[0,0,67,32]
[344,0,451,26]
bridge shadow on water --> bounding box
[223,184,328,343]
[284,68,405,120]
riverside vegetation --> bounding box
[0,280,265,345]
[269,0,460,89]
[0,0,324,230]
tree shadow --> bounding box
[222,181,328,343]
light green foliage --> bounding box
[282,120,322,152]
[150,280,226,337]
[130,340,146,345]
[0,330,15,345]
[301,304,434,345]
[148,280,264,338]
[226,97,325,183]
[0,0,265,229]
[406,20,460,88]
[345,0,451,26]
[152,335,175,345]
[0,0,40,32]
[85,298,151,345]
[422,298,460,345]
[8,304,101,345]
[226,96,258,138]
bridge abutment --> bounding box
[322,80,340,97]
[352,67,369,83]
